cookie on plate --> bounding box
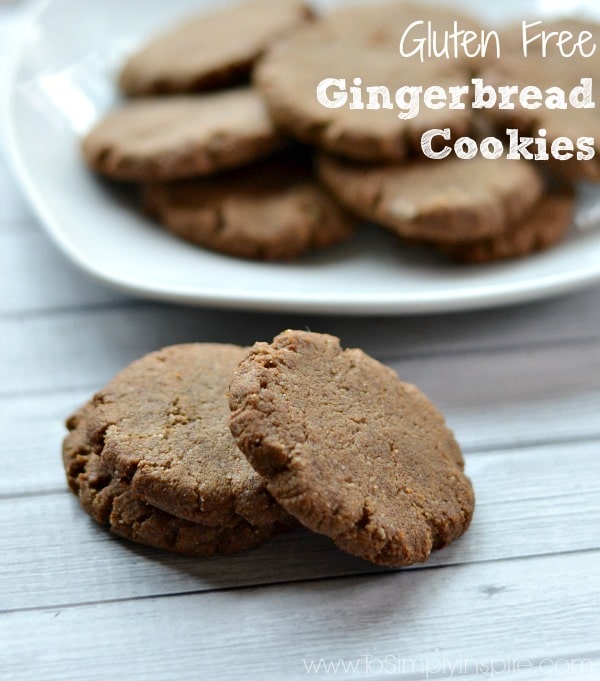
[229,330,474,567]
[482,19,600,183]
[436,191,575,263]
[142,154,356,260]
[119,0,313,96]
[255,1,482,161]
[82,88,284,182]
[79,343,286,528]
[318,154,544,243]
[63,404,274,556]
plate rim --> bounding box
[4,0,600,316]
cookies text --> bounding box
[422,128,595,162]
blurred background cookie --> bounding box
[119,0,314,96]
[482,18,600,183]
[255,1,483,161]
[434,190,575,263]
[318,154,544,243]
[82,88,285,182]
[143,153,356,260]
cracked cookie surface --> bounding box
[75,343,285,528]
[229,330,475,567]
[63,404,273,555]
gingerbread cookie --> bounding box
[229,330,474,567]
[255,2,482,161]
[63,404,273,555]
[142,154,356,260]
[81,344,285,528]
[119,0,313,96]
[82,88,284,182]
[482,19,600,182]
[318,154,544,243]
[437,191,574,263]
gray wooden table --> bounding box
[1,5,599,680]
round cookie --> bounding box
[119,0,313,96]
[255,2,482,161]
[142,154,356,260]
[481,19,600,183]
[63,404,273,556]
[436,191,574,263]
[82,88,284,182]
[318,154,544,243]
[83,343,285,528]
[229,330,475,568]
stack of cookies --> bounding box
[63,331,475,567]
[482,18,600,186]
[81,0,594,265]
[253,1,579,262]
[82,0,356,261]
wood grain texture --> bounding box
[1,339,599,502]
[1,440,599,612]
[0,231,127,315]
[1,303,600,396]
[1,551,598,681]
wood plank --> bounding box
[0,231,128,314]
[2,289,600,396]
[4,266,600,341]
[449,391,600,453]
[2,440,599,610]
[1,551,598,681]
[0,378,600,497]
[0,315,597,432]
[0,389,91,496]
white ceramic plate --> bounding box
[4,0,600,314]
